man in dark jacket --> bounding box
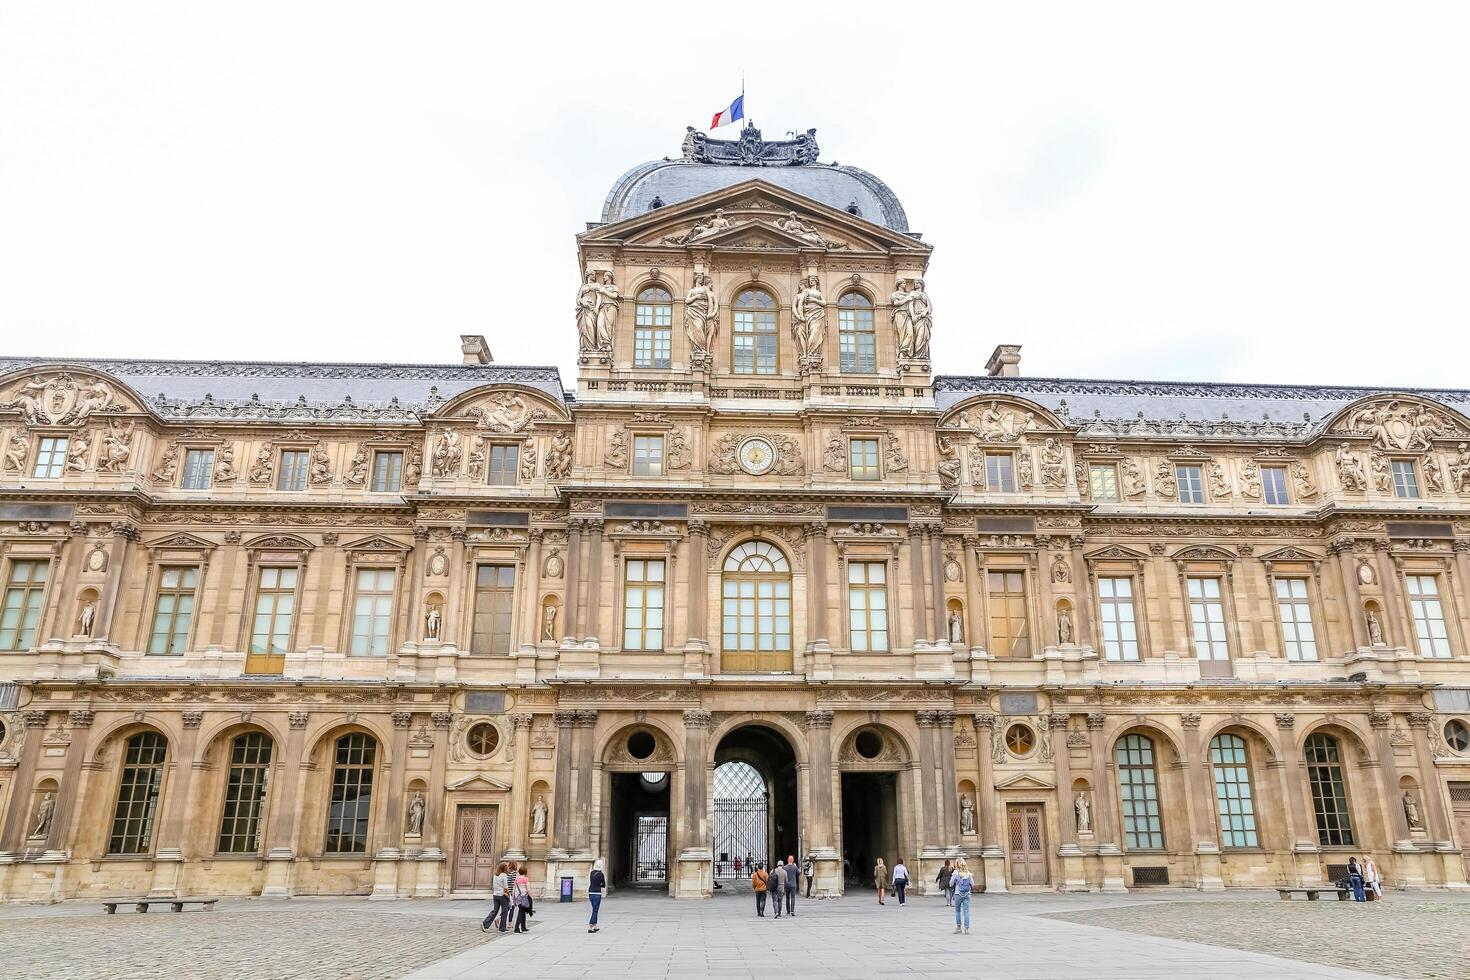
[769,858,785,918]
[783,854,799,916]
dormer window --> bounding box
[634,287,673,369]
[733,289,778,375]
[838,292,876,373]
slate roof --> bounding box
[0,356,567,419]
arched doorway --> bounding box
[713,725,799,879]
[838,724,908,889]
[603,726,676,891]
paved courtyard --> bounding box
[2,888,1467,979]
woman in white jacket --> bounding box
[1363,855,1383,900]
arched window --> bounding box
[325,733,377,854]
[1209,733,1257,847]
[1115,734,1164,849]
[721,541,792,671]
[109,732,168,854]
[732,289,778,375]
[634,287,673,369]
[218,732,274,854]
[1305,732,1354,846]
[838,292,876,373]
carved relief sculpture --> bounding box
[308,447,332,485]
[345,449,368,487]
[1338,399,1452,451]
[544,431,573,479]
[1154,460,1177,498]
[213,444,237,483]
[1240,460,1263,499]
[1121,458,1146,498]
[1453,444,1470,494]
[604,429,629,469]
[936,435,960,489]
[667,428,693,470]
[777,211,828,246]
[1370,453,1392,493]
[154,445,183,482]
[884,431,907,472]
[4,431,31,472]
[542,548,564,579]
[791,275,827,361]
[1207,461,1232,497]
[1017,445,1034,489]
[432,430,462,477]
[99,420,134,473]
[60,380,115,425]
[1423,453,1445,493]
[520,440,537,480]
[248,446,274,484]
[65,429,91,471]
[1292,461,1318,498]
[1051,556,1070,584]
[1335,444,1367,491]
[976,402,1019,442]
[684,272,720,357]
[1040,439,1067,488]
[403,448,423,487]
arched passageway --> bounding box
[713,725,799,876]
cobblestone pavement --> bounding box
[0,898,501,980]
[1048,896,1470,980]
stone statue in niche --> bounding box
[575,270,600,352]
[542,601,558,642]
[1366,609,1385,646]
[78,599,96,638]
[424,605,441,641]
[30,792,55,839]
[531,795,549,837]
[684,272,720,356]
[1403,790,1423,830]
[791,275,827,359]
[406,792,426,836]
[1335,444,1367,492]
[1075,792,1092,835]
[99,420,134,473]
[542,548,564,579]
[1057,606,1074,645]
[1292,461,1318,498]
[948,608,964,645]
[959,794,977,835]
[594,271,620,351]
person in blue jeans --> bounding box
[951,857,975,934]
[1347,857,1366,902]
[588,859,606,933]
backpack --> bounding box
[955,873,973,898]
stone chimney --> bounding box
[985,344,1022,378]
[461,335,493,365]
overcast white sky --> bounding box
[3,2,1468,390]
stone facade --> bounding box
[1,125,1470,902]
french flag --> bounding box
[710,95,744,129]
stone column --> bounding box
[1370,712,1411,841]
[369,710,414,899]
[406,527,429,641]
[45,709,94,854]
[412,711,453,897]
[937,710,959,846]
[504,713,534,861]
[915,711,940,856]
[1274,713,1321,884]
[153,711,203,860]
[972,713,1006,892]
[803,710,838,891]
[1051,713,1088,892]
[1069,536,1093,649]
[574,709,599,854]
[929,528,947,642]
[262,711,310,897]
[549,709,577,854]
[908,526,928,646]
[686,520,710,645]
[1376,541,1408,649]
[676,709,713,898]
[445,527,468,646]
[583,521,605,645]
[0,711,50,853]
[1087,712,1127,892]
[563,521,583,641]
[521,529,544,647]
[1180,713,1224,889]
[94,521,138,642]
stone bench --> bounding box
[1275,887,1351,901]
[102,897,219,914]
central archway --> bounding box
[713,724,799,879]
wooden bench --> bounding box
[102,898,218,914]
[1275,887,1351,901]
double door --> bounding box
[454,805,499,891]
[1006,803,1048,885]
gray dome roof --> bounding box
[601,126,910,232]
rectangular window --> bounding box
[0,559,48,651]
[471,564,516,654]
[1177,465,1205,503]
[1392,460,1420,499]
[1275,578,1318,661]
[217,733,273,854]
[1406,574,1452,658]
[634,293,673,369]
[1088,464,1119,501]
[632,435,664,477]
[181,449,215,490]
[324,734,375,854]
[986,453,1016,493]
[277,450,309,491]
[31,437,68,478]
[350,568,396,655]
[733,305,779,375]
[249,567,298,655]
[838,305,876,373]
[1187,577,1230,662]
[1262,465,1289,505]
[847,561,890,652]
[622,559,666,650]
[371,451,403,492]
[850,439,880,481]
[1097,576,1139,661]
[987,570,1030,657]
[486,444,520,486]
[1210,735,1259,848]
[148,566,199,655]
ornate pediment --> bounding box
[645,204,864,251]
[243,532,315,553]
[1171,545,1237,563]
[939,397,1064,442]
[1324,396,1468,451]
[446,774,513,792]
[0,369,142,427]
[144,531,216,553]
[433,385,568,429]
[342,535,411,555]
[1084,544,1151,562]
[993,772,1056,791]
[1257,546,1324,563]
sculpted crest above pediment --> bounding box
[1324,395,1468,452]
[640,204,869,251]
[432,385,568,431]
[0,369,144,427]
[939,397,1065,442]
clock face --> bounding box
[737,437,777,475]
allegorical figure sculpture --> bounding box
[684,272,720,357]
[1075,792,1092,834]
[948,607,964,645]
[959,794,976,835]
[575,270,600,352]
[1403,790,1422,830]
[906,279,933,359]
[594,271,620,351]
[542,601,558,642]
[531,795,549,837]
[1366,609,1385,646]
[78,599,97,638]
[1057,606,1074,645]
[31,792,55,839]
[424,605,441,641]
[407,792,426,836]
[791,275,827,359]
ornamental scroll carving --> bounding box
[2,375,120,426]
[1333,399,1460,451]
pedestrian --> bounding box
[783,854,799,916]
[937,859,954,906]
[1364,855,1383,901]
[951,857,975,935]
[892,857,910,905]
[1347,856,1366,902]
[769,858,786,918]
[874,858,887,905]
[587,858,606,933]
[511,864,533,932]
[483,862,508,932]
[520,863,536,929]
[803,855,815,898]
[753,862,769,917]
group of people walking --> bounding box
[1346,856,1384,902]
[482,862,536,934]
[750,855,813,916]
[871,857,912,905]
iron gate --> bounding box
[634,815,667,882]
[713,761,768,878]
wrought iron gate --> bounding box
[713,761,768,878]
[634,815,668,882]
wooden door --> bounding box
[1007,803,1048,885]
[453,806,498,891]
[1452,783,1470,880]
